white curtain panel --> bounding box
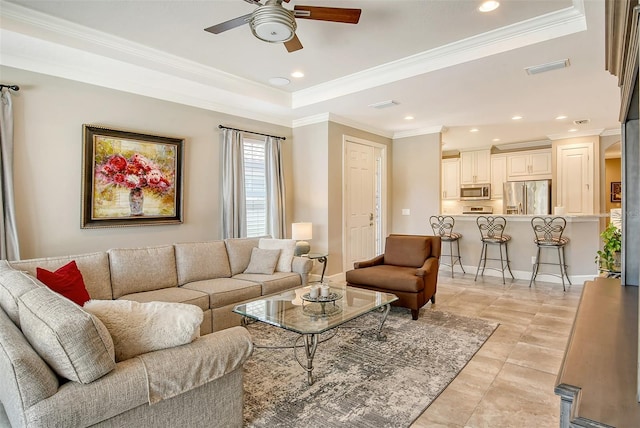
[221,128,246,239]
[0,89,20,260]
[265,136,286,239]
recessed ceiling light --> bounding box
[291,71,304,78]
[492,138,501,142]
[556,115,568,120]
[268,77,290,86]
[568,128,578,132]
[512,115,523,120]
[404,116,414,120]
[470,128,479,133]
[479,1,500,12]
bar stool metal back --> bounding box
[430,215,466,277]
[530,216,571,291]
[474,216,514,284]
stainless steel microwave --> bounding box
[460,184,491,200]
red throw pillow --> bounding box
[36,261,91,306]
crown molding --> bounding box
[393,126,445,140]
[547,128,606,140]
[292,113,393,138]
[291,0,587,108]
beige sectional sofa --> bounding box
[0,236,313,427]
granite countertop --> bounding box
[447,214,605,222]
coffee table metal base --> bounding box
[297,302,392,385]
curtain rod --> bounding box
[218,125,286,141]
[0,84,20,91]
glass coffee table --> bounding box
[233,284,398,385]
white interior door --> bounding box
[345,139,381,271]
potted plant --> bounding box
[595,223,622,273]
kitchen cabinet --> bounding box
[441,158,460,200]
[557,143,594,214]
[460,149,490,184]
[490,155,507,199]
[506,149,552,181]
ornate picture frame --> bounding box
[610,181,622,203]
[81,125,184,228]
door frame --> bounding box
[342,135,388,273]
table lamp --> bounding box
[292,222,312,256]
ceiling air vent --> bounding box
[368,100,399,109]
[525,59,570,75]
[573,119,590,125]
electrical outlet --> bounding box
[531,256,537,265]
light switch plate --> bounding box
[402,209,410,216]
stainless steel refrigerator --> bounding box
[503,179,551,215]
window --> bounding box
[243,138,267,237]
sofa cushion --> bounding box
[36,261,90,306]
[0,261,43,327]
[84,300,203,362]
[174,241,232,285]
[117,287,210,312]
[18,287,115,384]
[258,238,296,272]
[243,248,280,275]
[182,278,262,309]
[10,252,113,300]
[224,237,262,276]
[108,245,178,299]
[0,308,59,413]
[383,235,430,268]
[233,272,302,296]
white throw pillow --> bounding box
[243,247,281,275]
[83,300,203,362]
[259,238,296,272]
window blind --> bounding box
[243,138,267,237]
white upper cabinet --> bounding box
[490,155,507,199]
[460,149,491,184]
[441,158,460,200]
[506,149,552,181]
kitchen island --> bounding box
[442,215,602,284]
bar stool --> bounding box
[430,215,466,277]
[529,216,571,291]
[474,216,514,284]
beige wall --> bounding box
[291,121,392,276]
[391,133,441,234]
[2,66,292,259]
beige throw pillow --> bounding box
[18,287,115,384]
[258,238,296,272]
[243,247,281,275]
[83,299,203,362]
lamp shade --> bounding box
[291,222,312,240]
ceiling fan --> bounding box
[204,0,361,53]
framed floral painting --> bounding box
[81,125,184,228]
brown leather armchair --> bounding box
[345,234,441,320]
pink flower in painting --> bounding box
[96,153,172,195]
[108,155,127,172]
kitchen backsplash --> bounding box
[442,199,504,215]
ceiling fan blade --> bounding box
[284,34,303,52]
[204,13,252,34]
[293,6,361,24]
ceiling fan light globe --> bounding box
[252,22,294,42]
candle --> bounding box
[320,284,330,297]
[309,285,319,299]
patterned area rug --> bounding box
[243,307,497,428]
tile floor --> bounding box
[410,271,583,428]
